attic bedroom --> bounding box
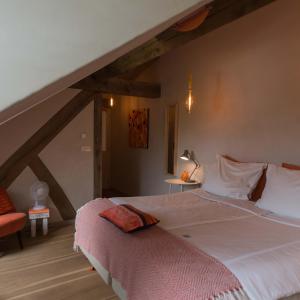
[1,0,300,299]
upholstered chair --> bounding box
[0,188,26,250]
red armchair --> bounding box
[0,188,26,249]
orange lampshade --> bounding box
[174,7,209,32]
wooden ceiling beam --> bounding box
[72,78,161,99]
[72,0,275,86]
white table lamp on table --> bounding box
[180,149,200,182]
[165,149,201,193]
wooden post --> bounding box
[94,95,103,198]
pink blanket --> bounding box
[74,199,242,300]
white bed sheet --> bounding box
[110,189,300,300]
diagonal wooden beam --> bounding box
[29,156,76,220]
[73,0,275,85]
[0,90,95,188]
[73,78,161,99]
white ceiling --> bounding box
[0,0,210,124]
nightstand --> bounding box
[165,178,201,194]
[28,208,50,237]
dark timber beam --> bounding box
[73,78,161,99]
[29,156,76,220]
[0,90,95,188]
[73,0,275,85]
[94,95,103,198]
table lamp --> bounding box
[180,150,200,182]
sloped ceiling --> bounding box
[0,0,210,124]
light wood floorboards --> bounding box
[0,224,118,300]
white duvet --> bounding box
[111,189,300,300]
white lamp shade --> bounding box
[180,149,191,160]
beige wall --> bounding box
[111,95,166,196]
[0,89,94,223]
[2,0,299,217]
[111,0,300,196]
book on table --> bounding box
[28,208,50,219]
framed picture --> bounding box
[128,109,149,149]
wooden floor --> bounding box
[0,224,118,300]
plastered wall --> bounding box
[110,0,300,196]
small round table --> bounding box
[165,178,201,193]
[28,208,50,237]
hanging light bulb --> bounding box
[109,96,114,107]
[185,75,193,114]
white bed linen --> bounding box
[110,189,300,300]
[202,155,265,200]
[256,164,300,219]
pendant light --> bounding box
[109,96,114,108]
[185,75,193,114]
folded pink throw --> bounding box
[74,198,242,300]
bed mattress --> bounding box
[75,189,300,300]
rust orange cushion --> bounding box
[100,204,159,233]
[223,155,267,202]
[0,212,26,238]
[0,187,16,215]
[282,163,300,171]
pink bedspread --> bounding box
[74,198,242,300]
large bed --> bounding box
[74,189,300,300]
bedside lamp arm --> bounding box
[189,159,200,181]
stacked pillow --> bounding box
[202,155,266,200]
[202,155,300,219]
[100,204,159,233]
[256,164,300,219]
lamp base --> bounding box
[185,179,196,183]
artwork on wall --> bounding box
[128,109,149,149]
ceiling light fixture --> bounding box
[174,7,210,32]
[109,96,114,108]
[185,75,193,114]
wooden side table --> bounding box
[165,178,201,193]
[28,208,50,237]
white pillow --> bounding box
[256,164,300,218]
[202,155,266,200]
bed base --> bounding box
[80,246,127,300]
